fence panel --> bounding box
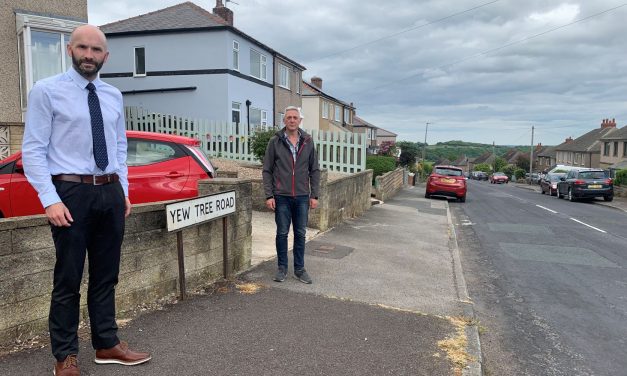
[125,107,366,171]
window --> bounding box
[231,102,241,124]
[296,75,301,94]
[334,106,341,121]
[250,108,268,128]
[623,142,627,157]
[232,41,239,70]
[344,108,350,124]
[16,13,82,109]
[250,49,267,80]
[126,139,182,166]
[279,112,285,126]
[322,101,329,119]
[603,142,610,156]
[574,153,580,164]
[278,64,289,89]
[134,47,145,76]
[613,141,618,157]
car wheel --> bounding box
[541,188,545,194]
[568,188,577,202]
[556,189,562,199]
[425,192,430,199]
[459,196,466,202]
[604,195,613,202]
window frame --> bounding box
[613,141,618,157]
[278,63,290,90]
[232,40,239,71]
[250,49,267,81]
[15,12,84,112]
[134,46,146,77]
[623,141,627,157]
[603,142,610,156]
[334,106,341,121]
[322,101,329,119]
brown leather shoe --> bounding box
[94,341,151,366]
[54,354,80,376]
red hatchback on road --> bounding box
[425,165,467,202]
[0,131,215,218]
[489,172,509,184]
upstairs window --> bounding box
[134,47,146,76]
[334,106,340,121]
[322,101,329,119]
[344,108,350,123]
[278,64,289,89]
[250,49,267,80]
[232,41,239,71]
[624,142,627,157]
[613,141,618,157]
[603,142,610,156]
[16,12,83,109]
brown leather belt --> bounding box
[52,173,119,185]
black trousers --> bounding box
[49,180,126,361]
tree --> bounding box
[397,141,419,169]
[503,165,516,179]
[250,129,275,162]
[516,155,530,171]
[474,163,492,173]
[379,141,397,157]
[493,157,507,172]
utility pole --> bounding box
[529,125,534,185]
[492,141,495,172]
[421,122,430,181]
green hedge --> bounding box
[614,169,627,186]
[366,155,397,183]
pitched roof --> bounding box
[302,81,354,109]
[472,151,495,165]
[353,115,377,128]
[100,2,306,71]
[537,145,557,158]
[555,126,619,153]
[376,127,397,137]
[452,155,470,166]
[100,2,227,33]
[599,125,627,140]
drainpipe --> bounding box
[246,99,251,134]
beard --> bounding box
[72,55,104,78]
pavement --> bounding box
[0,186,481,376]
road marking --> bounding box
[569,218,607,233]
[536,205,558,214]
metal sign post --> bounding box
[165,190,237,300]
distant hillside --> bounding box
[406,140,535,163]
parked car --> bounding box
[0,131,215,218]
[490,172,509,184]
[539,173,565,196]
[524,173,541,184]
[470,171,488,181]
[556,168,613,202]
[425,165,467,202]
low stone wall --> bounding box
[373,168,405,201]
[615,185,626,198]
[0,178,252,346]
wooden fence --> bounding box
[125,107,366,172]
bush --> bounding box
[514,168,526,180]
[614,169,627,186]
[503,165,516,180]
[250,129,276,162]
[367,155,397,182]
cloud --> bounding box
[88,0,627,146]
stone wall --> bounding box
[0,178,252,346]
[373,168,404,201]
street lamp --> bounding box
[421,122,431,181]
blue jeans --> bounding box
[274,195,309,271]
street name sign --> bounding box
[166,191,236,232]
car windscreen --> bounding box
[548,174,564,181]
[578,171,606,179]
[434,168,462,176]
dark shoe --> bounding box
[54,354,80,376]
[94,341,151,366]
[295,269,313,284]
[274,267,287,282]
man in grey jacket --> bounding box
[262,106,320,284]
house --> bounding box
[352,115,379,154]
[502,148,525,166]
[554,118,619,168]
[99,1,305,131]
[0,1,87,158]
[535,144,557,172]
[301,77,355,133]
[452,155,471,174]
[469,151,495,171]
[376,127,397,146]
[598,124,627,174]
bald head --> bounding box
[67,24,109,80]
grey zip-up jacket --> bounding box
[262,128,320,199]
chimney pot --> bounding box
[213,0,233,26]
[311,76,322,89]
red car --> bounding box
[489,172,509,184]
[0,131,215,218]
[425,165,467,202]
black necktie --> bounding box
[86,82,109,171]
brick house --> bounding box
[301,77,355,133]
[598,124,627,174]
[554,118,619,168]
[0,0,87,158]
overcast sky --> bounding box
[88,0,627,146]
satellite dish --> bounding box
[226,0,239,5]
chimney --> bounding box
[536,142,542,151]
[600,118,617,129]
[311,76,322,89]
[213,0,233,26]
[565,137,573,143]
